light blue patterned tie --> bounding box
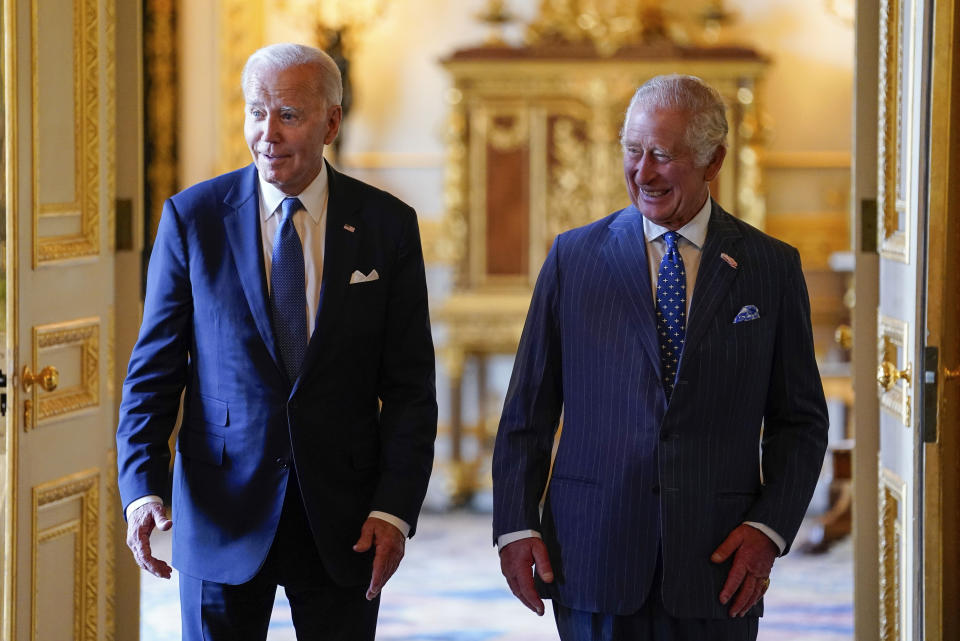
[271,197,307,383]
[656,231,686,400]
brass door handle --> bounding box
[945,366,960,382]
[878,360,911,392]
[22,365,59,393]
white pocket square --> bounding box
[349,269,379,284]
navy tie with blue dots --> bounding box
[271,197,307,383]
[656,231,686,400]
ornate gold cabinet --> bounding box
[437,44,769,501]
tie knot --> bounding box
[662,231,680,252]
[281,197,303,222]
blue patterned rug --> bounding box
[141,512,852,640]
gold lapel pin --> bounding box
[343,224,356,233]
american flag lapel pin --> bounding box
[720,252,738,269]
[343,224,356,233]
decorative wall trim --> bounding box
[877,0,912,263]
[878,312,911,427]
[31,469,100,641]
[32,0,102,265]
[27,317,101,430]
[104,0,116,253]
[879,467,906,641]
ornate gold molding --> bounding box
[879,467,905,641]
[32,0,101,266]
[105,0,116,253]
[26,318,101,431]
[31,469,100,641]
[877,0,910,263]
[3,0,20,633]
[878,313,911,428]
[106,305,115,401]
[104,451,118,641]
[439,95,468,283]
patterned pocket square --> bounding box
[733,305,760,323]
[349,269,379,284]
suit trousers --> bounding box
[552,550,758,641]
[179,471,380,641]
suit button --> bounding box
[276,458,289,469]
[652,484,660,495]
[660,431,673,441]
[289,400,298,410]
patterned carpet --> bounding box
[140,511,852,640]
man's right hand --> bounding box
[125,502,173,579]
[499,536,554,616]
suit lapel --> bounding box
[222,165,284,375]
[601,205,662,377]
[680,201,742,367]
[296,162,360,389]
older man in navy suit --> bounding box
[492,75,827,640]
[117,43,436,641]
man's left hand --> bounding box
[353,516,405,601]
[711,524,778,617]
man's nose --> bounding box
[262,114,281,141]
[633,154,655,183]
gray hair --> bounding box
[621,74,728,167]
[242,43,343,108]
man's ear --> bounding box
[703,145,727,182]
[324,105,343,146]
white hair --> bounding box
[621,74,728,167]
[242,43,342,108]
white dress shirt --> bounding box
[127,164,410,538]
[498,196,785,554]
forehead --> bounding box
[244,63,321,106]
[622,107,691,145]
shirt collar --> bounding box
[258,162,328,225]
[642,194,713,249]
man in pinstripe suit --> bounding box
[492,75,828,640]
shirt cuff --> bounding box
[368,511,411,538]
[744,521,786,554]
[497,529,542,550]
[125,495,163,521]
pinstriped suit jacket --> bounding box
[492,200,828,618]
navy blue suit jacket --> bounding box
[492,201,827,617]
[117,163,437,586]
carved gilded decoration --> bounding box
[878,313,911,428]
[144,0,178,242]
[879,468,906,641]
[877,0,911,263]
[31,469,100,641]
[26,318,100,431]
[441,53,767,290]
[217,0,265,175]
[32,0,101,265]
[106,305,115,400]
[104,451,118,641]
[438,95,468,277]
[105,0,116,253]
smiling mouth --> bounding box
[640,187,670,198]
